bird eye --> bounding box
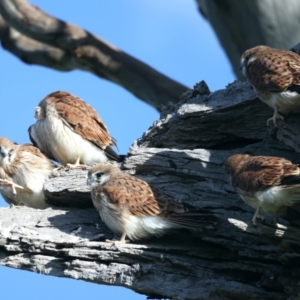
[245,54,252,63]
[95,172,103,179]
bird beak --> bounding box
[0,149,7,158]
[86,177,92,186]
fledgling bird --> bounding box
[28,91,119,169]
[0,137,56,208]
[240,45,300,126]
[87,163,218,243]
[224,153,300,225]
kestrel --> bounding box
[28,91,119,169]
[240,45,300,126]
[224,153,300,225]
[87,163,218,243]
[0,137,56,208]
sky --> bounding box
[0,1,235,299]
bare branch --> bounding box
[0,15,74,70]
[0,0,188,109]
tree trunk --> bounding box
[197,0,300,79]
[1,80,300,299]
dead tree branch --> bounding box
[0,0,188,109]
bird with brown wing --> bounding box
[28,91,119,169]
[0,137,56,208]
[240,45,300,126]
[87,163,218,243]
[224,154,300,225]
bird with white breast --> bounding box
[0,137,56,208]
[240,45,300,126]
[28,91,119,169]
[224,153,300,225]
[87,163,218,243]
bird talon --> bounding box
[65,163,87,170]
[105,239,130,245]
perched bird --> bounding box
[224,154,300,225]
[87,163,218,243]
[0,137,56,208]
[240,45,300,126]
[28,91,119,169]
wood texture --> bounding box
[197,0,300,79]
[1,80,300,298]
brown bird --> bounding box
[240,45,300,126]
[28,91,119,169]
[87,163,218,243]
[224,154,300,225]
[0,137,56,208]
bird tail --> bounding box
[279,183,300,203]
[168,208,219,231]
[104,145,120,162]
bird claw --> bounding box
[0,179,32,195]
[252,213,264,225]
[267,113,284,127]
[65,163,87,170]
[53,163,87,172]
[105,238,130,245]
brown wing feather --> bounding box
[247,51,295,91]
[21,143,50,159]
[47,91,117,149]
[102,173,217,225]
[232,156,300,192]
[102,175,163,217]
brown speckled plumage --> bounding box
[42,91,117,149]
[240,45,300,126]
[0,137,55,208]
[88,163,218,242]
[28,91,119,165]
[225,154,300,224]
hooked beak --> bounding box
[86,177,92,186]
[0,148,7,158]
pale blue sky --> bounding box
[0,1,235,299]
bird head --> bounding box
[224,154,252,177]
[0,137,16,166]
[87,163,120,188]
[240,50,255,77]
[240,45,269,77]
[34,106,45,120]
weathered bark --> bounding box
[0,0,188,109]
[1,80,300,299]
[197,0,300,79]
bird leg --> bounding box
[0,179,33,195]
[252,207,264,225]
[272,213,279,225]
[267,106,284,127]
[66,156,87,170]
[54,156,87,171]
[105,232,130,244]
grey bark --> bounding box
[0,0,188,109]
[197,0,300,79]
[1,80,300,299]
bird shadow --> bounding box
[46,208,114,240]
